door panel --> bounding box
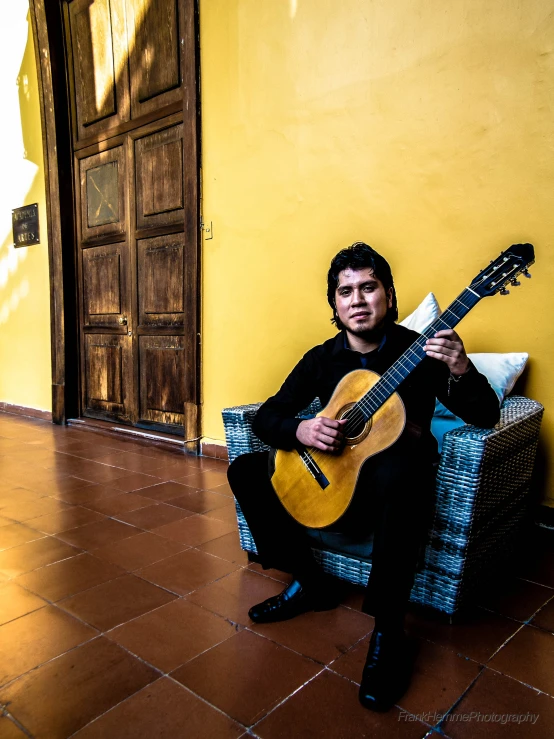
[139,335,185,426]
[79,146,126,241]
[126,0,182,118]
[137,234,184,328]
[135,124,184,230]
[82,243,129,328]
[67,0,130,141]
[84,333,133,419]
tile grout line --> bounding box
[484,608,542,665]
[58,636,168,731]
[432,665,486,734]
[0,633,102,694]
[248,667,326,733]
[64,643,252,736]
[502,574,554,591]
[325,622,374,672]
[2,539,249,630]
[241,621,373,670]
[485,664,554,700]
[0,546,84,580]
[1,475,229,508]
[477,588,554,625]
[319,663,438,733]
[178,596,247,632]
[164,675,252,733]
[5,461,228,495]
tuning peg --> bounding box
[500,288,510,295]
[511,279,521,287]
[523,270,532,278]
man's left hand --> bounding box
[424,329,470,376]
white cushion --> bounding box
[434,352,528,419]
[399,292,441,333]
[468,352,529,404]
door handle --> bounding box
[118,315,128,325]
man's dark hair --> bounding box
[327,242,398,330]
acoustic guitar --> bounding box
[270,243,535,528]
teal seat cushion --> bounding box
[431,414,466,452]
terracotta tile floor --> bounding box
[0,413,553,738]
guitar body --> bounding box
[271,369,406,529]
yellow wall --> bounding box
[200,0,554,503]
[1,1,553,502]
[0,3,51,412]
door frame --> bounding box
[28,0,201,450]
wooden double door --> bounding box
[63,0,198,437]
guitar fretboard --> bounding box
[352,287,481,423]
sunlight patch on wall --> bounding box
[0,278,30,324]
[0,244,28,289]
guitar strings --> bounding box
[342,296,473,434]
[307,297,469,465]
[305,257,524,470]
[307,287,479,466]
[299,448,325,480]
[344,293,474,433]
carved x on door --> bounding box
[64,0,198,437]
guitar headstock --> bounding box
[470,243,535,297]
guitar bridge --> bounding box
[299,449,330,490]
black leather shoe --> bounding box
[248,579,339,624]
[358,629,412,712]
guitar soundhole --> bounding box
[337,403,372,445]
[345,415,365,438]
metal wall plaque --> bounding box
[12,203,40,247]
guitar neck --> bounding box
[357,287,481,419]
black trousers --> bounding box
[227,436,436,631]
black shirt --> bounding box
[253,323,500,458]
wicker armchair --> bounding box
[222,396,543,615]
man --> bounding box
[227,242,500,711]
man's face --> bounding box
[334,268,393,337]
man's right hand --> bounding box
[296,417,347,453]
